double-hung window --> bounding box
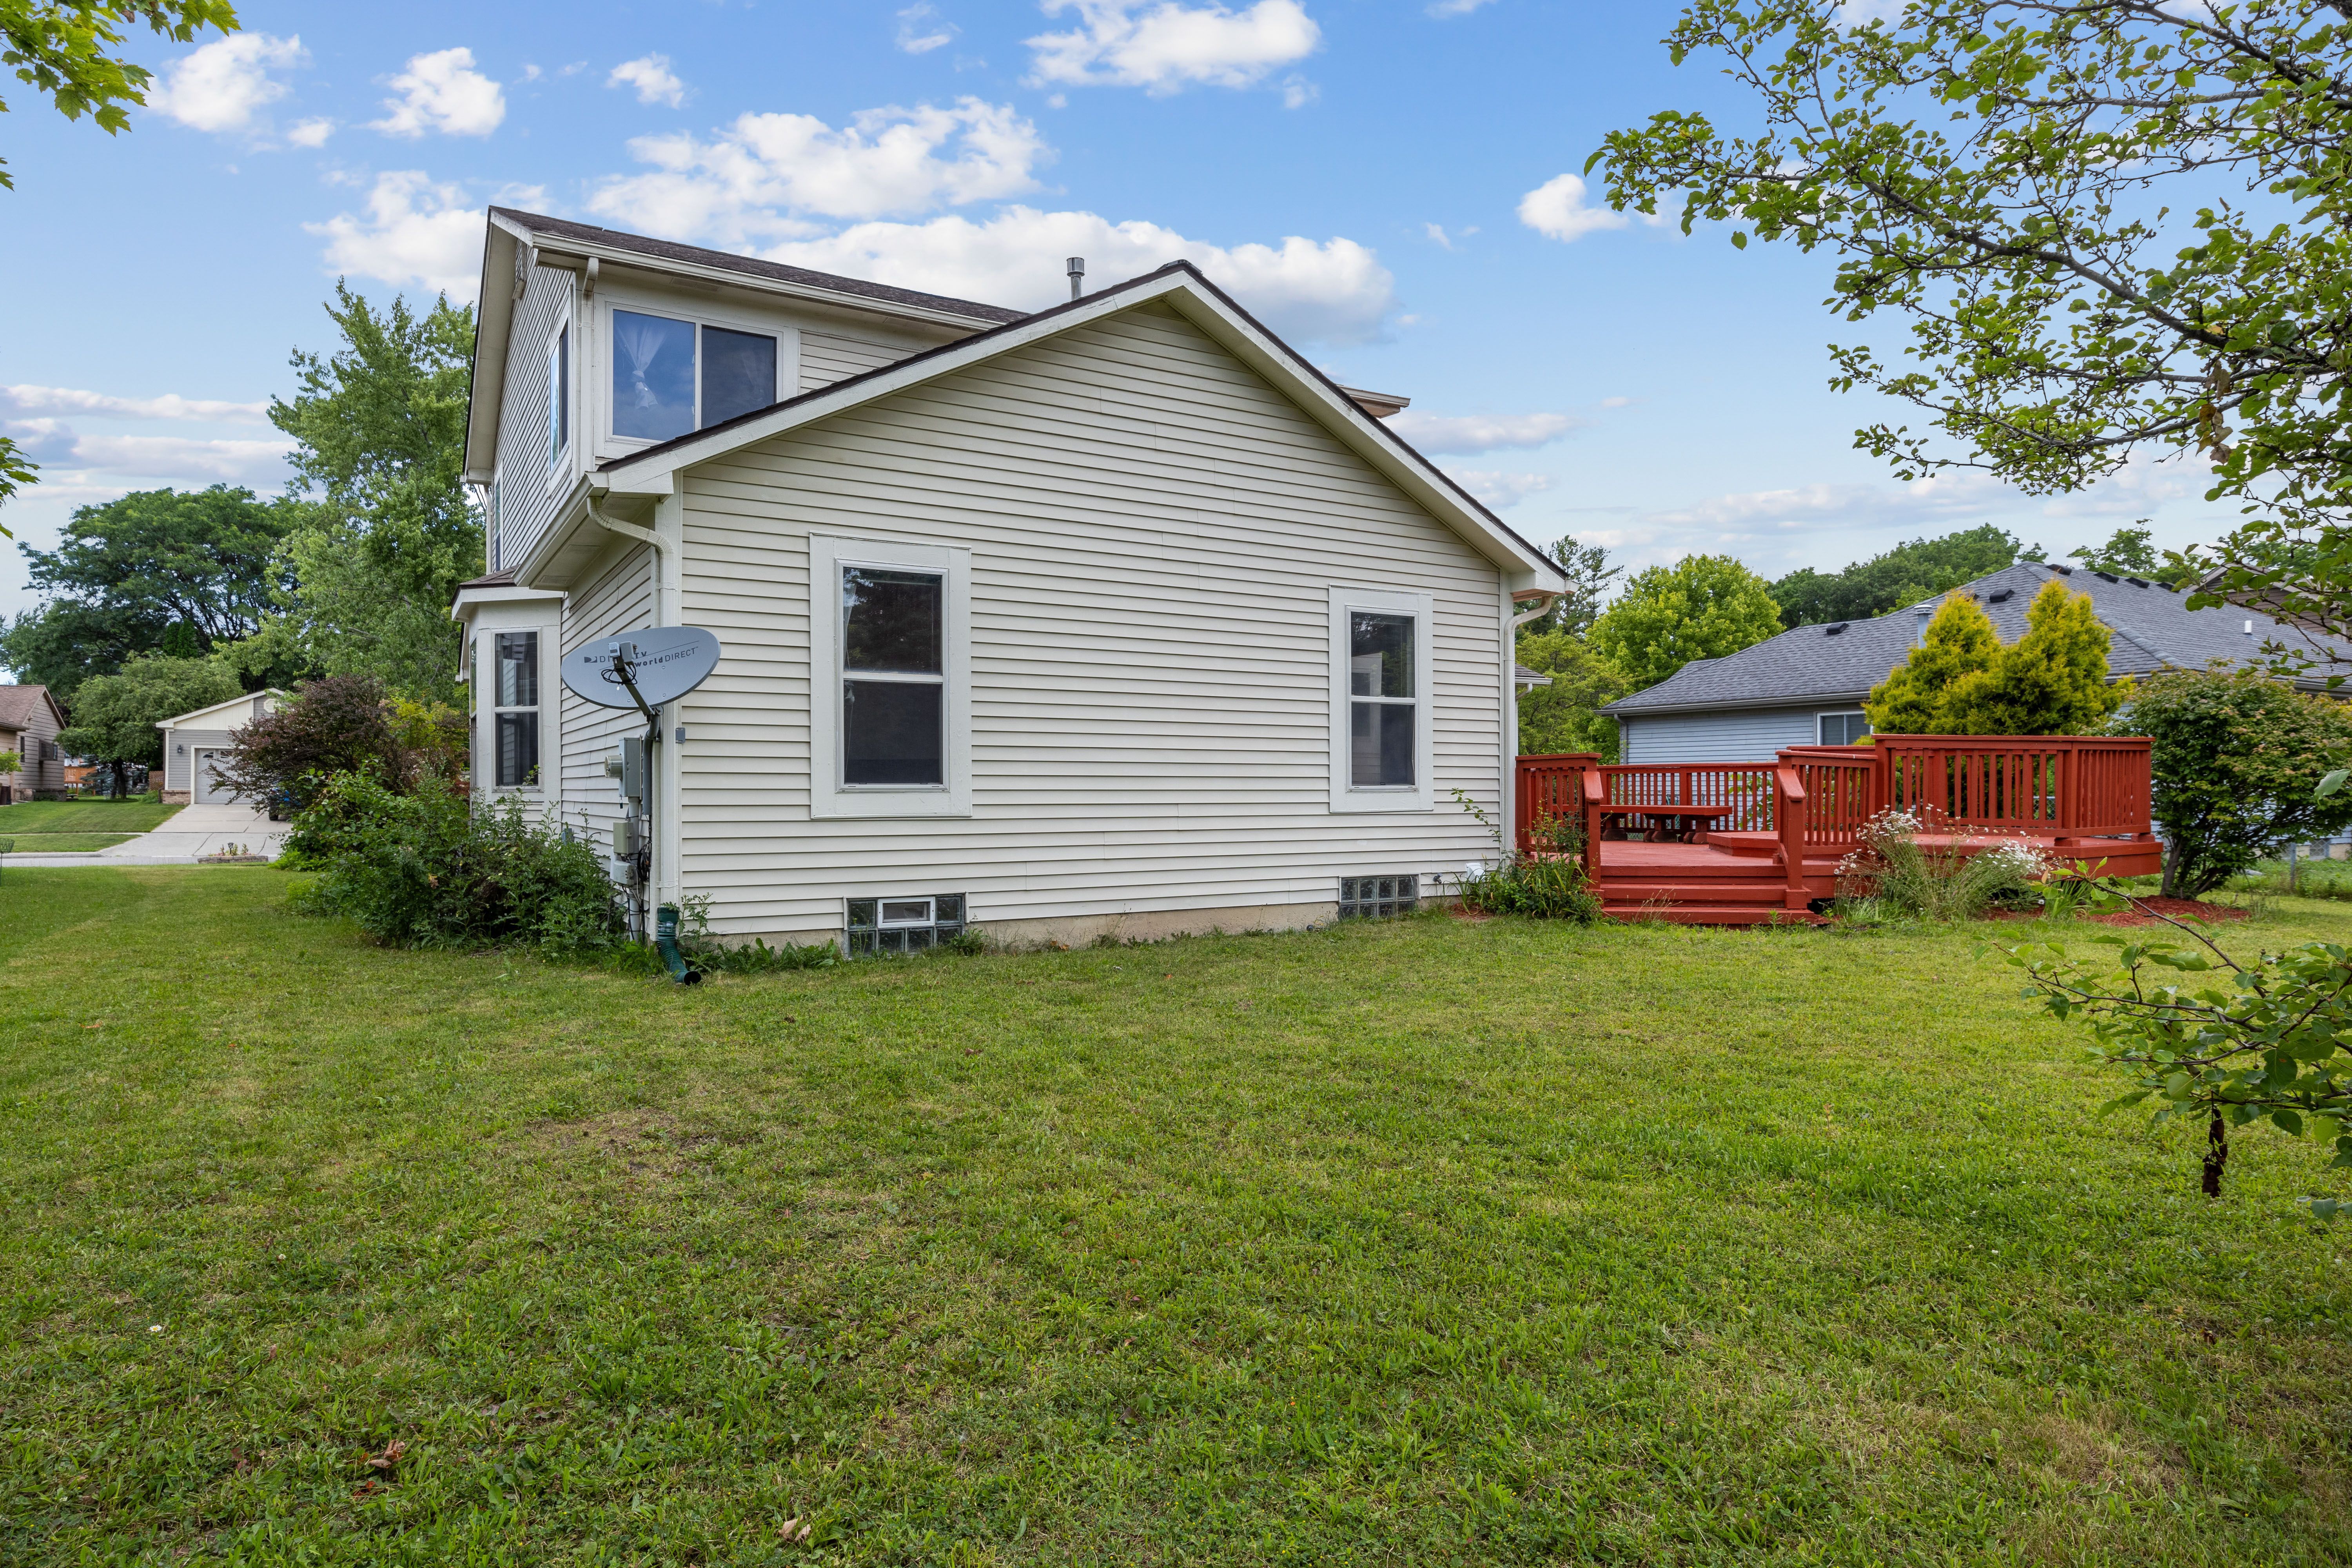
[494,631,541,788]
[809,536,971,818]
[1329,586,1434,811]
[610,308,781,443]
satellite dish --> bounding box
[562,626,722,709]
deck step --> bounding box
[1597,880,1796,904]
[1602,902,1827,926]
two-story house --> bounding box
[454,208,1566,949]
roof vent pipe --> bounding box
[1066,256,1085,300]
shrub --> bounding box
[2115,664,2352,898]
[671,896,840,974]
[1835,808,2062,920]
[221,673,461,813]
[288,772,623,953]
[1866,581,2125,736]
[1452,799,1604,922]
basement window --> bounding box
[845,894,966,956]
[1338,875,1418,920]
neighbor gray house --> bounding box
[1602,561,2350,763]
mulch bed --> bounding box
[1984,896,2249,927]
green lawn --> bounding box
[0,833,136,853]
[5,869,2352,1566]
[0,799,181,835]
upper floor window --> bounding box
[612,309,779,443]
[494,631,541,788]
[547,323,570,468]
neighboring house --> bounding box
[156,690,285,804]
[1601,561,2352,763]
[453,207,1566,948]
[0,685,67,802]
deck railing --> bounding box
[1515,735,2154,857]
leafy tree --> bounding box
[1592,2,2352,676]
[1588,554,1783,691]
[1514,630,1629,760]
[1867,583,2123,735]
[1864,590,2001,733]
[1521,540,1622,636]
[2115,665,2352,899]
[262,285,480,702]
[2071,524,2161,578]
[2003,916,2352,1208]
[0,748,19,779]
[0,485,297,704]
[0,2,243,519]
[1770,524,2036,627]
[56,653,238,798]
[1941,581,2128,736]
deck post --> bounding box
[1773,761,1810,911]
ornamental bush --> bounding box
[287,772,623,954]
[220,673,465,813]
[1866,581,2124,735]
[1835,807,2062,920]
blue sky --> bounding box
[0,0,2229,620]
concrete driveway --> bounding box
[2,802,288,867]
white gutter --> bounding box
[587,490,667,607]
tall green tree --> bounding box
[1867,582,2123,735]
[0,2,243,519]
[1770,524,2036,627]
[1588,554,1782,691]
[56,652,238,798]
[1593,1,2352,677]
[1521,540,1622,637]
[0,485,296,704]
[262,284,480,703]
[1864,591,2002,734]
[2070,524,2160,577]
[1514,630,1630,760]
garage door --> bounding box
[194,750,236,804]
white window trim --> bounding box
[1817,710,1871,746]
[490,629,547,794]
[809,534,972,819]
[1328,584,1436,813]
[544,310,573,495]
[597,290,802,460]
[475,617,560,799]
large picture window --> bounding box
[611,309,780,443]
[1329,586,1435,812]
[494,630,540,788]
[809,536,971,818]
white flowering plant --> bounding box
[1835,806,2069,921]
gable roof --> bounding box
[1601,561,2352,717]
[583,260,1566,587]
[0,684,65,731]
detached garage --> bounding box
[157,690,283,805]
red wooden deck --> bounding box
[1515,737,2161,925]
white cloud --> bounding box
[286,116,335,147]
[147,33,306,134]
[1,385,269,423]
[307,171,484,299]
[1427,0,1496,14]
[608,53,686,108]
[762,205,1396,344]
[369,47,505,139]
[1448,469,1552,509]
[588,98,1050,240]
[1642,473,2007,532]
[1423,221,1454,250]
[1027,0,1321,93]
[897,4,959,53]
[1516,172,1629,243]
[1,421,292,483]
[1391,411,1582,454]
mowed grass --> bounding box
[0,799,181,854]
[4,870,2352,1567]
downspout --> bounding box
[587,489,667,602]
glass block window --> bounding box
[1338,875,1418,920]
[845,893,966,956]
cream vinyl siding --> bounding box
[1618,707,1821,764]
[495,264,575,570]
[800,330,918,393]
[162,728,239,792]
[557,540,655,848]
[669,300,1505,938]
